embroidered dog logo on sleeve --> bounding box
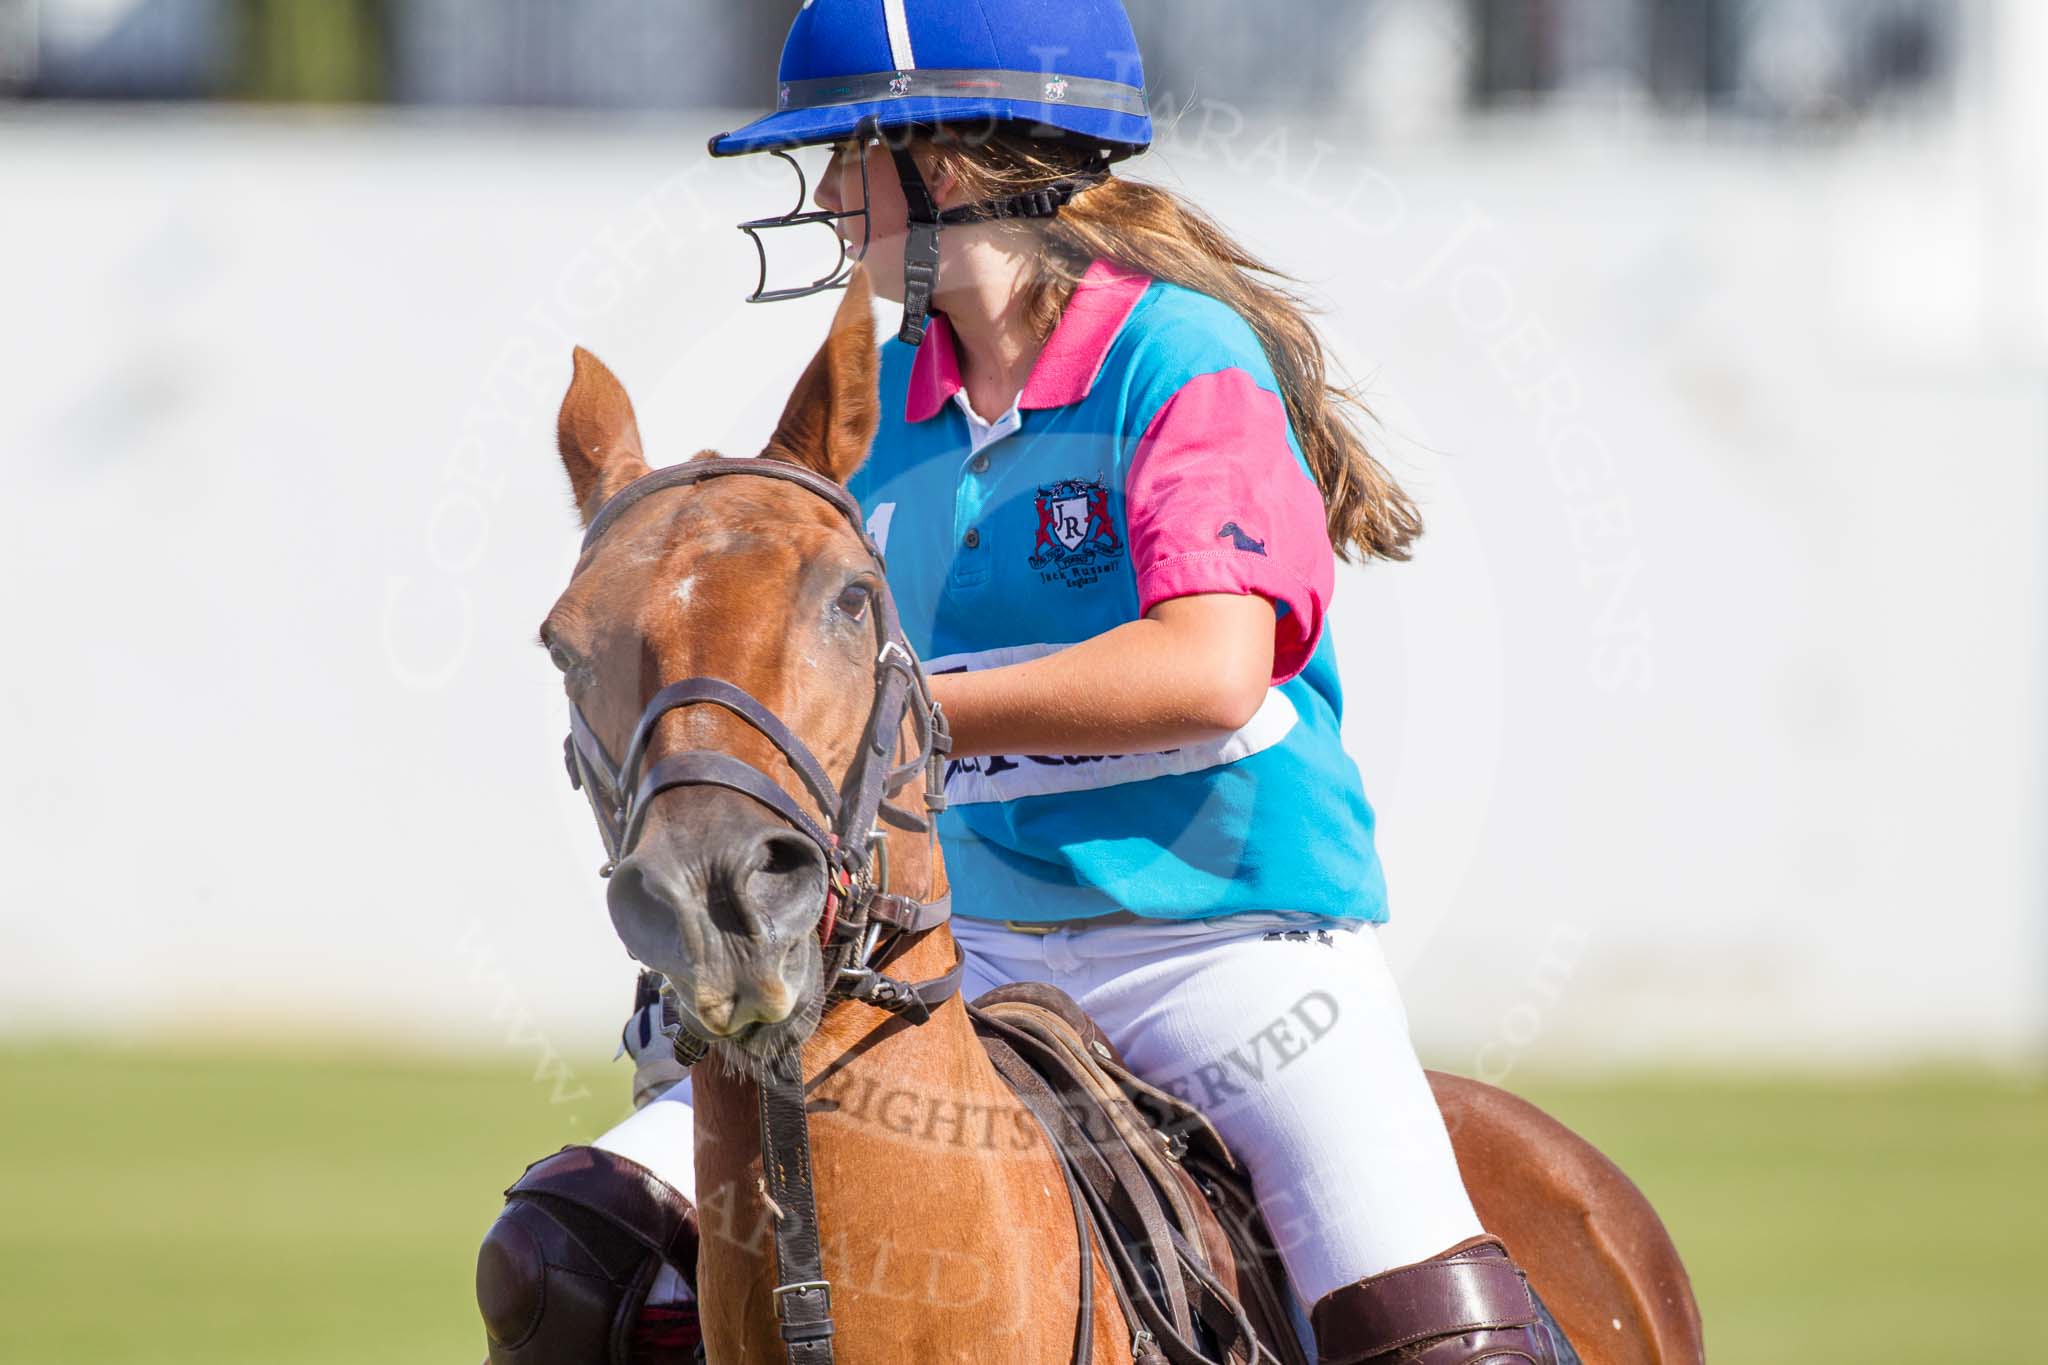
[1029,478,1123,588]
[1217,521,1267,556]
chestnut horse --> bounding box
[541,266,1704,1364]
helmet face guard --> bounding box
[736,127,881,306]
[710,0,1151,346]
[733,117,1110,347]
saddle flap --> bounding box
[970,981,1133,1070]
[968,985,1309,1365]
[969,983,1236,1175]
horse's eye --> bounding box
[834,583,873,620]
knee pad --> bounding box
[476,1145,699,1364]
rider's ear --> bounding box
[921,149,963,210]
[557,347,653,525]
[762,264,879,486]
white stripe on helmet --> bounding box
[882,0,917,71]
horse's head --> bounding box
[543,267,935,1058]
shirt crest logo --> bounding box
[1029,477,1122,588]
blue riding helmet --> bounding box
[708,0,1154,345]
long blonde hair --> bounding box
[921,130,1422,563]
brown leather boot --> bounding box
[1310,1237,1564,1364]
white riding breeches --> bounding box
[594,911,1484,1316]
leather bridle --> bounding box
[559,455,964,1365]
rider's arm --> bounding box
[931,363,1337,762]
[931,594,1276,759]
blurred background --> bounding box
[2,1,2042,1361]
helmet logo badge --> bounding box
[1043,76,1070,102]
[889,73,913,97]
[777,84,791,109]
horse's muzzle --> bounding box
[605,796,827,1038]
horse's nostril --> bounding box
[739,830,826,935]
[755,832,818,879]
[606,861,685,970]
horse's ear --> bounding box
[558,347,652,525]
[761,265,879,485]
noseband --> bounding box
[560,456,963,1365]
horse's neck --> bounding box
[689,919,1061,1341]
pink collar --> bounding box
[904,257,1153,423]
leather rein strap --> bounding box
[561,456,965,1365]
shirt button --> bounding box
[970,454,990,473]
[963,528,980,550]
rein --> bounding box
[560,456,962,1365]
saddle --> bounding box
[969,983,1308,1365]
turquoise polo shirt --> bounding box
[847,257,1389,925]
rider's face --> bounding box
[812,138,918,304]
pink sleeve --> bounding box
[1125,368,1335,684]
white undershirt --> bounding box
[954,388,1023,456]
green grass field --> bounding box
[0,1042,2039,1364]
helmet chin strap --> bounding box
[880,139,1108,347]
